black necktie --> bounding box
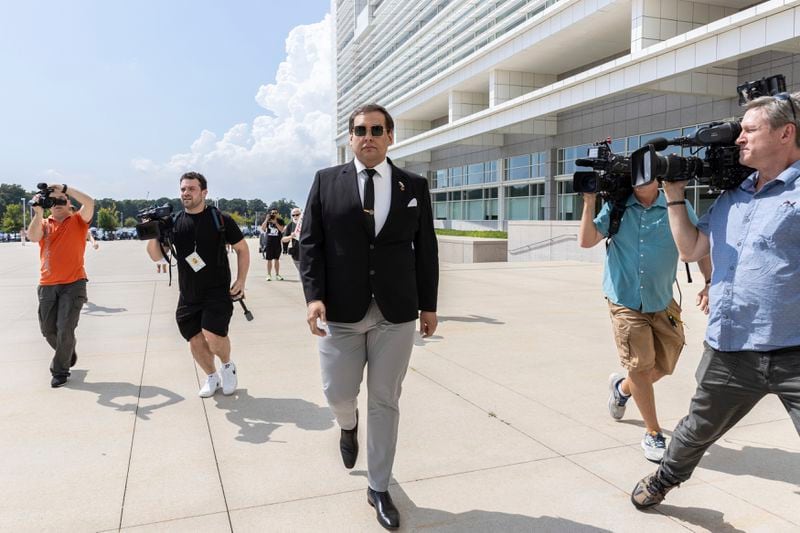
[364,168,376,238]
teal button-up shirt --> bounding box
[594,191,697,312]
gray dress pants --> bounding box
[659,342,800,485]
[38,279,87,377]
[319,300,416,492]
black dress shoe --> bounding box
[339,409,358,469]
[51,375,68,388]
[70,352,77,368]
[367,487,400,530]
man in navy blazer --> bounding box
[300,103,439,530]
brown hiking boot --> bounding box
[631,472,677,509]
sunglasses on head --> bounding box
[352,125,385,137]
[774,92,798,123]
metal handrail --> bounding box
[508,233,577,255]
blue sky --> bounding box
[0,0,334,203]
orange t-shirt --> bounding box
[39,214,89,285]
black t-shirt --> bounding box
[173,208,244,303]
[265,218,285,241]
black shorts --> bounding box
[176,294,233,341]
[264,238,282,260]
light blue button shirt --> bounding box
[697,161,800,351]
[595,191,697,313]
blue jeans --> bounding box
[659,342,800,484]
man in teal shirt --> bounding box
[579,178,711,462]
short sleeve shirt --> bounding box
[173,208,244,303]
[594,191,697,312]
[39,214,89,285]
[697,163,800,351]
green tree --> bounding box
[123,217,138,227]
[97,206,119,232]
[0,183,28,221]
[267,198,298,220]
[227,211,247,226]
[1,203,23,232]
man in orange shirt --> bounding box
[27,183,95,387]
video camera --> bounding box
[572,139,632,200]
[135,204,174,243]
[30,183,68,209]
[631,74,787,191]
[572,139,633,237]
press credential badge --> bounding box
[185,251,206,272]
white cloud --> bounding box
[133,13,335,204]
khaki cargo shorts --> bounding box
[607,299,685,375]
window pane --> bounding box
[509,155,529,168]
[506,197,530,219]
[486,187,498,199]
[434,203,447,219]
[468,163,484,185]
[467,188,482,200]
[466,199,484,220]
[509,165,530,180]
[506,184,529,197]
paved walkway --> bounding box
[1,240,797,532]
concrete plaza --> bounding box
[1,239,797,532]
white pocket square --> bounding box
[407,198,418,207]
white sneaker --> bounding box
[220,361,238,396]
[198,372,221,398]
[642,431,667,463]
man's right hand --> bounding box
[661,180,687,202]
[306,300,327,337]
[31,195,44,217]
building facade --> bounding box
[334,0,800,232]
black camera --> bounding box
[572,139,632,200]
[135,204,174,242]
[631,74,786,192]
[30,183,68,209]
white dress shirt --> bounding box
[354,158,391,235]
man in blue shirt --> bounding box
[632,93,800,509]
[580,179,711,462]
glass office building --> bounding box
[334,0,800,229]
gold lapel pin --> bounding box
[398,181,405,192]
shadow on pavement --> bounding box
[82,301,128,315]
[700,442,800,485]
[67,369,184,420]
[655,505,746,533]
[213,388,334,444]
[348,473,611,532]
[438,315,505,325]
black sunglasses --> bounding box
[774,92,798,123]
[352,125,385,137]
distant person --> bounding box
[146,172,249,398]
[281,207,302,271]
[260,209,285,281]
[26,183,95,387]
[578,176,710,463]
[300,103,439,530]
[87,230,99,250]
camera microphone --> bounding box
[232,295,253,321]
[646,137,669,151]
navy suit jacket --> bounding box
[299,159,439,323]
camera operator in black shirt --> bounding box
[259,209,285,281]
[146,172,249,397]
